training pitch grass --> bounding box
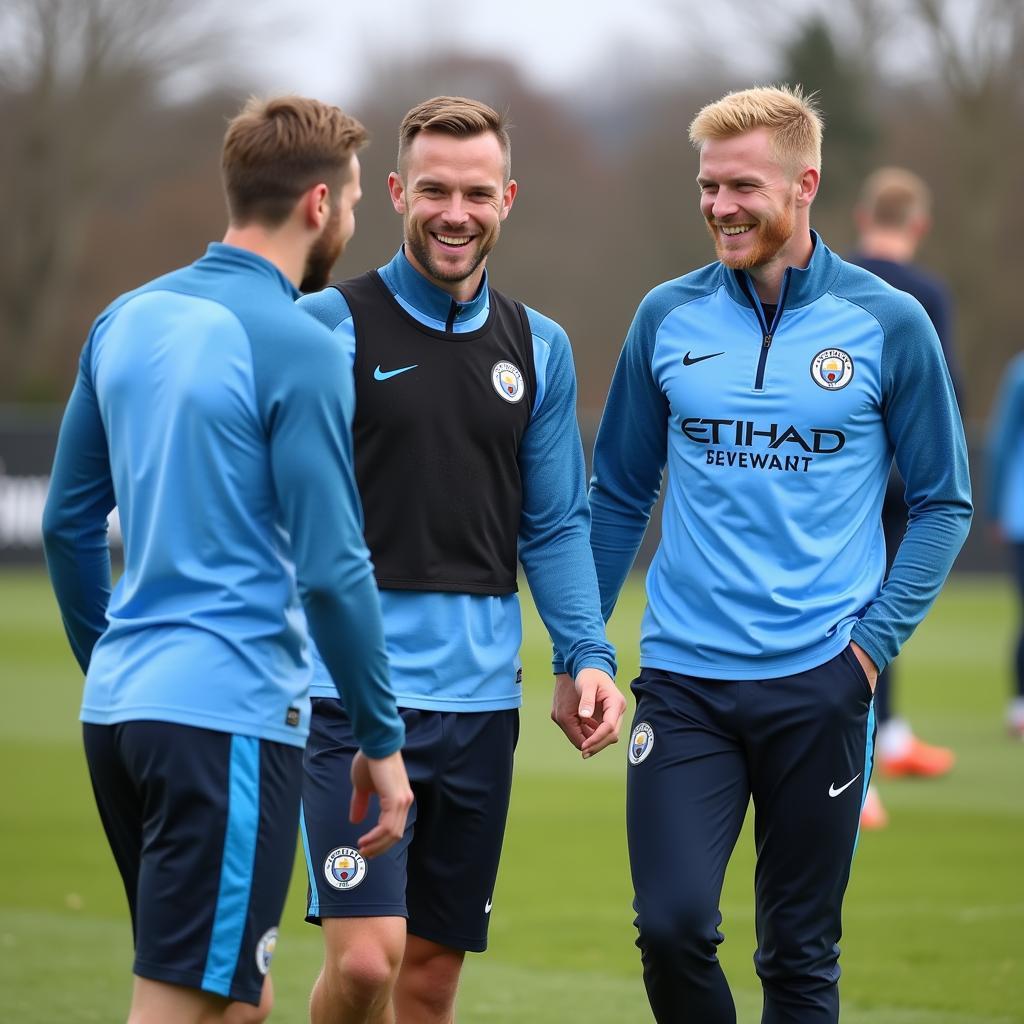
[0,569,1021,1022]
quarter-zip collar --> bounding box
[379,246,490,332]
[720,231,842,314]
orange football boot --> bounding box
[859,785,888,830]
[878,735,955,778]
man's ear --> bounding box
[388,171,406,215]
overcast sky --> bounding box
[240,0,773,102]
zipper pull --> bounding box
[763,333,773,348]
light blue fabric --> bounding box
[589,233,971,679]
[202,735,259,995]
[298,248,615,710]
[43,243,403,756]
[987,353,1024,541]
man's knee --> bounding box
[397,937,464,1020]
[321,919,405,1009]
[637,898,725,966]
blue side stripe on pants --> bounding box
[202,735,260,995]
[852,699,877,857]
[299,803,320,918]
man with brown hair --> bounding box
[43,95,412,1024]
[297,95,624,1024]
[589,85,970,1021]
[849,167,962,827]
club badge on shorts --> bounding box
[324,846,366,890]
[811,348,854,390]
[628,722,655,765]
[492,361,525,403]
[255,927,278,975]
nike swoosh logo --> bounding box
[682,351,725,366]
[373,363,418,381]
[828,773,862,798]
[484,898,493,913]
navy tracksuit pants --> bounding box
[627,646,876,1023]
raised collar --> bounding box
[199,242,299,299]
[720,231,842,312]
[378,246,489,327]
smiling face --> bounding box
[697,127,817,285]
[388,130,517,302]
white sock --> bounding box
[877,717,913,759]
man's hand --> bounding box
[849,641,879,693]
[349,749,413,858]
[551,668,627,759]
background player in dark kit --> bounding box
[849,166,964,827]
[298,96,624,1024]
[43,96,412,1024]
[586,85,971,1023]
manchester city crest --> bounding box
[255,927,278,975]
[324,846,367,890]
[491,360,525,403]
[628,722,655,765]
[810,348,854,390]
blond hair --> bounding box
[688,85,823,174]
[858,167,932,227]
[222,95,368,228]
[398,96,511,181]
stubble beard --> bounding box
[405,216,498,286]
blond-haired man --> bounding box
[43,96,412,1023]
[297,96,623,1024]
[588,85,971,1021]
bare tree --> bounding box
[0,0,248,400]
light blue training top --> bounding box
[43,243,404,756]
[988,352,1024,542]
[587,233,972,680]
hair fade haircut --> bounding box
[397,96,512,181]
[858,167,932,228]
[222,95,368,228]
[688,84,824,174]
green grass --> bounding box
[1,569,1021,1022]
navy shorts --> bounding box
[301,699,518,952]
[83,721,303,1006]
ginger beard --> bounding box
[705,195,796,271]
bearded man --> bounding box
[584,85,972,1023]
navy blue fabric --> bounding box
[301,699,518,952]
[1014,544,1024,698]
[626,651,875,1023]
[83,721,302,1005]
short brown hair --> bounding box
[397,96,511,181]
[858,167,932,228]
[222,95,368,228]
[689,84,823,174]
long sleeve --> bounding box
[254,324,404,759]
[42,335,116,673]
[986,354,1024,528]
[518,316,615,679]
[588,295,671,622]
[850,307,973,670]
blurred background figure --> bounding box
[987,353,1024,740]
[850,167,963,829]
